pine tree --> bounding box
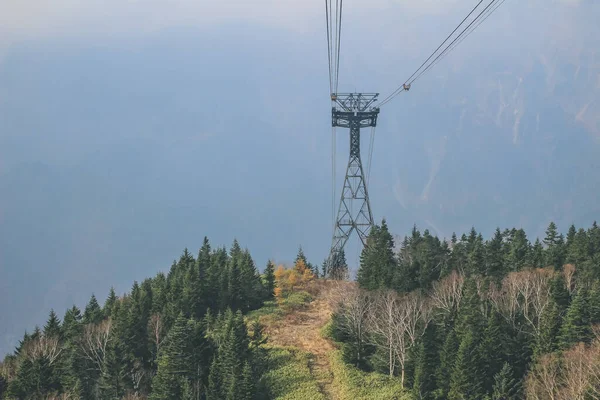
[530,239,544,268]
[589,281,600,325]
[329,248,349,281]
[412,324,438,400]
[198,237,214,310]
[239,250,264,311]
[466,232,485,276]
[567,228,590,266]
[559,287,591,348]
[544,222,565,269]
[83,294,103,325]
[358,220,396,290]
[505,229,529,272]
[589,221,600,258]
[566,224,577,249]
[43,309,62,339]
[550,273,570,311]
[321,258,329,278]
[104,287,118,318]
[491,362,520,400]
[534,300,561,357]
[240,362,255,400]
[436,328,459,399]
[150,314,193,399]
[486,228,506,280]
[448,331,484,400]
[60,306,84,392]
[456,278,483,335]
[480,310,506,393]
[206,310,253,400]
[295,246,308,266]
[264,260,276,299]
[183,261,204,318]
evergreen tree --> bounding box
[295,246,307,266]
[321,258,329,279]
[589,221,600,259]
[466,232,485,276]
[448,330,484,400]
[183,261,204,318]
[412,324,438,400]
[435,329,459,399]
[530,239,544,268]
[534,300,561,357]
[486,228,506,280]
[83,294,103,325]
[491,362,520,400]
[589,281,600,325]
[544,222,565,269]
[60,306,84,393]
[150,315,193,399]
[104,287,118,318]
[480,310,506,393]
[329,249,349,280]
[43,309,62,339]
[448,234,468,278]
[198,237,214,311]
[559,287,591,348]
[264,260,276,299]
[239,250,264,311]
[566,224,577,249]
[505,229,529,272]
[550,273,570,311]
[240,362,255,400]
[358,220,396,290]
[206,310,254,400]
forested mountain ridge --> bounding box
[3,221,600,399]
[0,237,275,399]
[331,220,600,399]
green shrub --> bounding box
[282,291,312,312]
[329,350,410,400]
[259,346,325,400]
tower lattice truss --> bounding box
[329,93,380,263]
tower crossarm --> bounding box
[332,110,379,128]
[333,93,379,112]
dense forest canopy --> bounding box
[2,221,600,399]
[0,238,271,399]
[331,220,600,399]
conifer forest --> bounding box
[2,222,600,399]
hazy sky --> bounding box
[1,0,599,355]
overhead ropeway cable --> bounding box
[378,0,509,107]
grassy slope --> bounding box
[250,281,411,400]
[260,346,326,400]
[328,350,409,400]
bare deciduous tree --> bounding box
[370,290,401,378]
[430,270,464,316]
[148,313,166,356]
[563,264,576,295]
[80,319,112,373]
[23,335,63,365]
[525,353,561,400]
[330,284,373,368]
[526,333,600,400]
[368,289,431,388]
[491,268,554,338]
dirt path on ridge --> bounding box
[265,281,350,399]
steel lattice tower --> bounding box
[329,93,380,266]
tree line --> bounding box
[331,220,600,399]
[0,238,279,399]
